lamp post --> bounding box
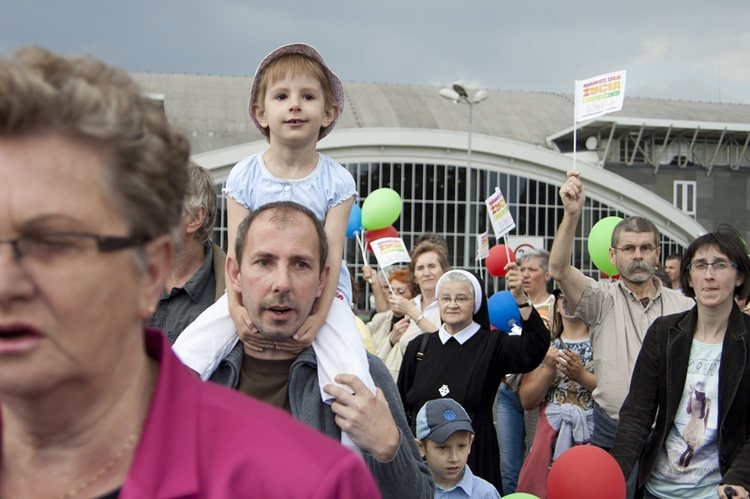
[439,82,488,267]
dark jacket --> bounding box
[611,303,750,488]
[210,345,435,499]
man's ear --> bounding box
[138,235,172,321]
[226,254,242,294]
[185,206,206,235]
[316,265,331,299]
[608,247,617,266]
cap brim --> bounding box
[425,421,475,444]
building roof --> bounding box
[131,72,750,156]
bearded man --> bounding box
[548,170,694,498]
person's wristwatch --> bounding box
[517,294,532,308]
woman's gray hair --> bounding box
[0,46,189,243]
[518,248,550,273]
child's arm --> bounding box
[518,345,559,410]
[293,197,354,343]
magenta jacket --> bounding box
[118,329,380,498]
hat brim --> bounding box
[424,421,475,444]
[248,43,344,140]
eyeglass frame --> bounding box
[0,231,149,263]
[686,261,738,273]
[437,294,474,306]
[612,244,658,255]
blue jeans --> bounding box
[496,383,525,495]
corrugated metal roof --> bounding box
[130,72,750,155]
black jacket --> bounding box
[611,303,750,488]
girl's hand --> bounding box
[243,313,320,355]
[543,345,560,369]
[230,301,255,339]
[389,317,411,346]
[557,349,585,382]
[292,312,324,346]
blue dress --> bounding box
[224,152,357,303]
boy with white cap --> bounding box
[416,398,501,498]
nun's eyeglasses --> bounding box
[438,295,473,305]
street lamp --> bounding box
[439,82,488,170]
[439,82,488,267]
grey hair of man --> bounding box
[234,201,328,274]
[517,248,550,273]
[0,46,189,247]
[611,216,660,247]
[184,161,217,245]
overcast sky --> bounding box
[2,1,748,104]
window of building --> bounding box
[673,180,697,218]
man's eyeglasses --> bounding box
[613,244,657,255]
[687,261,738,273]
[0,232,148,263]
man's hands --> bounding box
[559,170,585,217]
[324,374,401,462]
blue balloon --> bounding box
[488,290,522,332]
[346,204,362,238]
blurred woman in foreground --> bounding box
[0,46,376,498]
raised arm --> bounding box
[548,170,589,312]
[500,262,551,373]
[363,265,390,313]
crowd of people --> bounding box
[0,42,748,499]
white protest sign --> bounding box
[575,70,626,122]
[476,231,489,261]
[370,237,412,268]
[485,187,516,240]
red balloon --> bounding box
[365,226,398,252]
[547,446,625,499]
[485,244,516,277]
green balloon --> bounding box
[361,188,402,230]
[587,216,623,276]
[503,493,540,499]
